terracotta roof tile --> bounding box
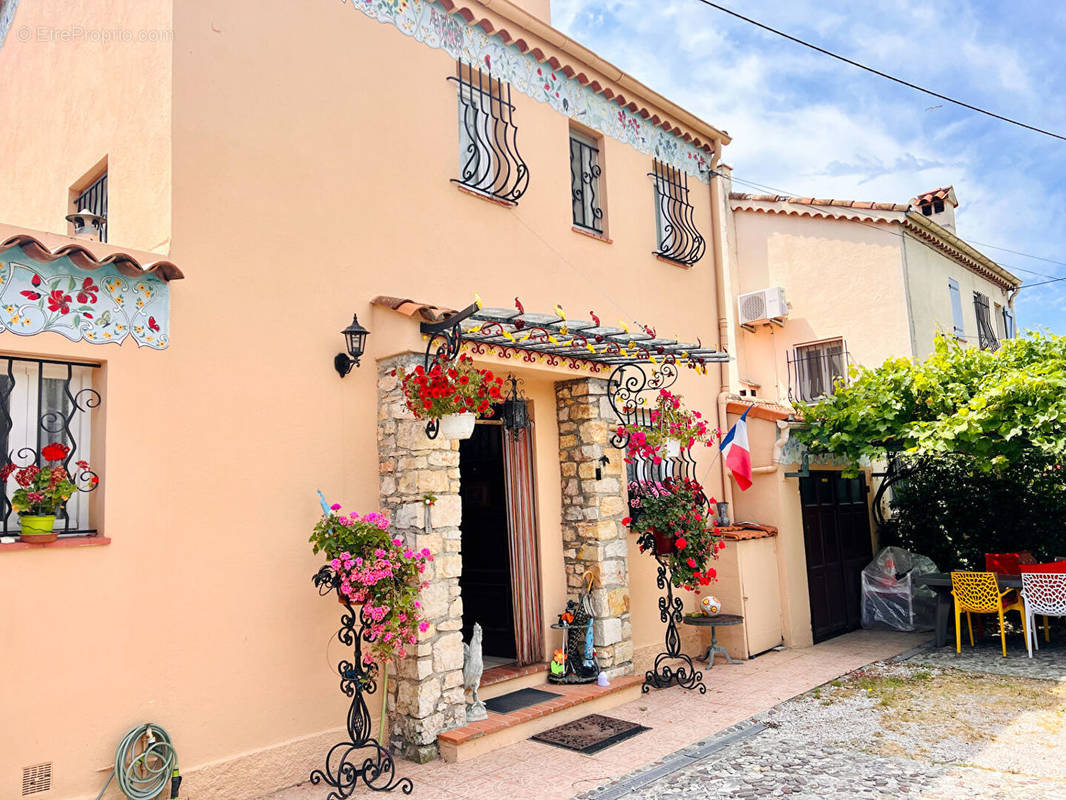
[0,226,183,281]
[718,524,778,541]
[911,186,957,207]
[370,296,457,323]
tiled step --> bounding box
[478,662,550,700]
[437,675,644,762]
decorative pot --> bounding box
[19,515,57,544]
[438,412,476,440]
[700,595,722,616]
[652,528,676,556]
[664,440,682,460]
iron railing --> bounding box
[449,61,529,203]
[787,346,850,404]
[974,293,1000,351]
[0,356,101,537]
[649,159,705,266]
[75,173,108,243]
[570,134,603,233]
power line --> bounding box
[964,239,1066,273]
[693,0,1066,142]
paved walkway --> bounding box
[261,629,928,800]
[583,637,1066,800]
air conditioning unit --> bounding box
[738,287,788,326]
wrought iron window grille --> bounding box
[787,342,849,404]
[74,172,108,243]
[0,356,102,538]
[973,292,1000,351]
[449,61,529,204]
[570,132,604,233]
[649,159,705,266]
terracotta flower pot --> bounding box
[19,515,57,544]
[438,412,476,440]
[652,528,675,556]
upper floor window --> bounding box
[0,355,100,538]
[948,278,965,338]
[450,60,529,204]
[973,292,1000,351]
[73,172,108,243]
[789,339,847,403]
[569,128,604,234]
[650,159,705,266]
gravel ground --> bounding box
[578,642,1066,800]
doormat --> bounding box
[484,687,561,714]
[531,714,649,754]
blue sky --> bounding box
[553,0,1066,333]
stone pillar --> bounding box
[555,378,634,678]
[377,355,466,763]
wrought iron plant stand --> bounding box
[643,556,705,693]
[310,567,413,797]
[607,362,707,695]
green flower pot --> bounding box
[19,515,57,544]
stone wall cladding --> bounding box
[378,354,466,763]
[555,377,634,679]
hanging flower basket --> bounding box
[438,412,477,440]
[393,354,504,438]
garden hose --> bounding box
[94,723,180,800]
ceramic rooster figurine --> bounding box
[463,623,487,721]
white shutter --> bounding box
[948,279,965,337]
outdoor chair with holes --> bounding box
[1019,561,1066,658]
[950,571,1028,657]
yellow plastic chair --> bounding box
[950,571,1028,657]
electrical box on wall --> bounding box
[738,287,788,327]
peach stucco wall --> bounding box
[0,0,172,253]
[0,1,730,797]
[731,210,911,404]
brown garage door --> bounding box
[800,472,873,643]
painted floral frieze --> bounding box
[0,247,170,348]
[340,0,713,181]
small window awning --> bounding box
[372,296,728,372]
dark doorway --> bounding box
[800,471,873,643]
[459,422,516,661]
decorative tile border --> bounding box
[339,0,713,181]
[0,247,171,349]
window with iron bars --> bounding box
[74,172,108,243]
[650,159,705,266]
[569,129,604,234]
[450,61,529,204]
[973,292,1000,351]
[788,340,848,403]
[0,356,101,539]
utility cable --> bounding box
[692,0,1066,141]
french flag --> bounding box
[720,406,753,491]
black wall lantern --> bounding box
[501,375,530,439]
[334,314,370,378]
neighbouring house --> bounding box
[718,175,1022,645]
[0,1,776,797]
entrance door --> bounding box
[800,471,873,643]
[459,422,516,661]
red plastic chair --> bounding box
[985,553,1022,575]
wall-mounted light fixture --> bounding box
[65,208,106,242]
[501,375,530,439]
[334,314,370,378]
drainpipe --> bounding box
[751,420,790,475]
[1007,286,1020,338]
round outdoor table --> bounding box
[682,613,744,667]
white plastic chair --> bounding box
[1020,572,1066,658]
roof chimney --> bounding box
[911,186,958,233]
[510,0,550,23]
